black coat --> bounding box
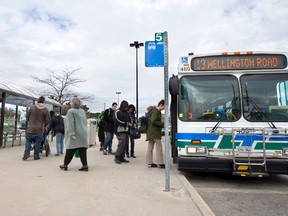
[103,108,115,133]
[114,100,131,134]
[47,114,65,136]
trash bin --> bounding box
[87,119,97,146]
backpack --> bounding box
[139,116,148,133]
[97,111,105,128]
[97,109,111,128]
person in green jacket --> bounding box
[146,99,165,168]
[59,97,89,171]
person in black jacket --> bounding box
[46,110,65,156]
[113,100,133,164]
[102,102,117,155]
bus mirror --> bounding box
[169,75,179,95]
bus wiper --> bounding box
[211,84,237,133]
[211,121,221,133]
[244,83,278,131]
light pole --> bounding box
[130,41,143,123]
[116,92,121,105]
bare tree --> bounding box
[32,67,90,105]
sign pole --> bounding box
[163,31,170,192]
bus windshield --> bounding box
[241,73,288,122]
[179,75,241,121]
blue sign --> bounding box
[145,41,164,67]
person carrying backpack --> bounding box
[97,110,106,151]
[102,102,118,155]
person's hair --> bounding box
[71,97,81,108]
[112,102,117,107]
[38,96,45,103]
[158,99,165,106]
[128,104,135,112]
[49,110,55,117]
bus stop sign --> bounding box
[145,41,164,67]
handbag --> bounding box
[74,149,80,158]
[133,129,141,139]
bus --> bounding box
[169,51,288,177]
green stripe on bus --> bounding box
[254,142,288,150]
[217,135,241,149]
[176,135,241,149]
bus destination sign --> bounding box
[191,54,287,71]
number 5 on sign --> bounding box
[155,32,164,42]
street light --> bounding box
[130,41,143,123]
[116,92,121,105]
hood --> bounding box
[119,100,129,111]
[35,103,46,109]
[147,106,156,113]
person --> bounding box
[59,97,89,171]
[97,118,105,151]
[126,104,136,158]
[22,96,51,160]
[146,99,165,168]
[113,100,133,164]
[102,102,117,155]
[46,110,65,156]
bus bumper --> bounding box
[178,157,288,175]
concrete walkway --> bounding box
[0,135,214,216]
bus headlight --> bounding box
[186,146,207,155]
[283,148,288,155]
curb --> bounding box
[171,164,215,216]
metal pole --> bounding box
[136,47,139,123]
[130,41,143,123]
[163,31,170,192]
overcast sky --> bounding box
[1,0,288,115]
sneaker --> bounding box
[103,149,108,155]
[158,164,165,169]
[22,155,30,160]
[108,151,115,155]
[148,163,157,168]
[34,156,40,160]
[126,154,130,158]
[131,155,136,158]
[99,147,103,151]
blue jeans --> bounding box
[126,131,135,156]
[103,132,113,152]
[55,132,64,154]
[45,136,51,156]
[24,133,43,157]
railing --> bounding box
[2,130,26,148]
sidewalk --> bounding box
[0,135,214,216]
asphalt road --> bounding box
[183,171,288,216]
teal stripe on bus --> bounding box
[254,142,288,150]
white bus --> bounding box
[169,51,288,177]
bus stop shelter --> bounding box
[0,81,61,148]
